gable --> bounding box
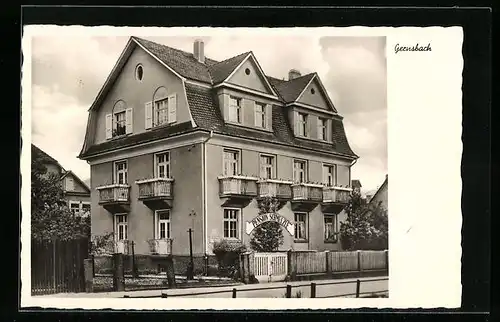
[63,173,90,194]
[92,45,188,145]
[297,78,332,110]
[226,57,275,95]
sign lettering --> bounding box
[246,213,295,236]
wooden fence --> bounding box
[31,238,89,295]
[360,250,387,270]
[328,251,359,272]
[295,251,327,274]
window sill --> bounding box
[295,135,333,144]
[324,239,338,244]
[149,122,176,130]
[225,121,273,133]
[293,239,308,244]
[108,133,131,141]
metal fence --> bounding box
[122,277,389,299]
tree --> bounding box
[31,147,90,241]
[339,190,388,250]
[249,196,284,252]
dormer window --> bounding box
[154,98,169,126]
[298,112,308,137]
[229,97,242,123]
[254,103,266,128]
[106,100,132,139]
[318,117,327,140]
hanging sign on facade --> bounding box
[246,213,294,236]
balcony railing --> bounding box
[257,179,293,199]
[148,238,173,255]
[291,183,324,202]
[136,178,174,200]
[323,186,352,203]
[113,240,132,254]
[218,175,258,196]
[96,184,130,204]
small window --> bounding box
[254,103,266,128]
[324,214,338,242]
[245,68,251,75]
[69,201,80,216]
[294,213,308,240]
[81,203,91,216]
[322,164,336,186]
[298,112,308,137]
[318,117,327,140]
[259,154,275,179]
[223,149,240,176]
[156,210,171,239]
[135,64,144,81]
[293,160,307,183]
[229,97,242,123]
[114,161,128,184]
[156,152,171,178]
[154,98,169,126]
[223,209,239,239]
[311,88,315,95]
[115,214,128,241]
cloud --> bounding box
[29,32,387,191]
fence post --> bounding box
[357,250,361,273]
[83,259,94,293]
[287,250,296,280]
[325,251,331,276]
[310,282,316,298]
[385,250,389,272]
[286,284,292,298]
[232,288,237,298]
[112,253,125,292]
[355,279,360,298]
[131,241,138,278]
[52,238,57,292]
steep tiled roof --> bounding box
[81,122,195,157]
[270,73,316,103]
[132,37,219,83]
[208,52,251,84]
[185,84,357,157]
[32,144,66,171]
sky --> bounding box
[30,32,387,193]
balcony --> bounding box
[148,239,173,256]
[322,186,352,213]
[291,183,324,212]
[257,179,293,209]
[136,178,174,210]
[96,184,130,213]
[218,175,258,207]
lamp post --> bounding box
[187,210,196,280]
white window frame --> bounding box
[223,208,241,240]
[318,117,327,141]
[322,163,336,187]
[155,209,171,240]
[259,153,276,179]
[154,151,171,178]
[114,213,128,241]
[293,159,307,183]
[69,201,81,216]
[153,97,169,127]
[81,202,91,216]
[298,112,308,137]
[294,212,308,240]
[324,213,339,242]
[223,149,241,176]
[113,110,127,137]
[114,160,128,185]
[229,96,242,123]
[254,102,266,128]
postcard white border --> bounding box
[21,26,463,309]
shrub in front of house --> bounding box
[212,239,246,279]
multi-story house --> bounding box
[78,36,358,259]
[32,144,91,216]
[370,175,388,210]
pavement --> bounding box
[35,275,388,298]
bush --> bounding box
[212,239,246,279]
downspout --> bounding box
[202,130,214,255]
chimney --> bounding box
[193,39,205,63]
[288,69,301,80]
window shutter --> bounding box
[294,111,299,135]
[317,117,322,140]
[223,94,230,121]
[145,101,153,129]
[307,115,314,137]
[105,113,112,139]
[125,108,133,134]
[265,104,272,130]
[327,119,332,142]
[168,94,177,123]
[254,103,259,127]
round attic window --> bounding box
[245,68,251,75]
[311,88,316,94]
[135,64,144,81]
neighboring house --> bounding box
[32,144,91,216]
[369,174,388,210]
[77,37,358,258]
[351,179,362,193]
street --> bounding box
[36,276,388,298]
